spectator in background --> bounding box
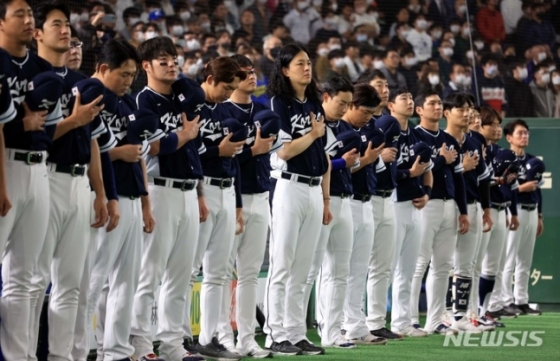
[449,19,462,37]
[398,49,419,96]
[388,7,410,39]
[436,39,454,84]
[233,9,260,48]
[407,0,423,16]
[504,60,535,117]
[529,62,555,117]
[353,24,375,48]
[260,36,282,82]
[442,30,456,48]
[342,41,363,82]
[388,22,413,54]
[283,0,323,45]
[443,63,470,99]
[522,2,556,52]
[359,47,374,73]
[453,22,472,63]
[120,7,142,40]
[514,1,534,53]
[429,24,444,56]
[337,2,355,42]
[551,69,560,117]
[264,21,292,44]
[320,49,350,83]
[450,0,468,24]
[64,26,83,72]
[380,47,407,89]
[405,14,432,61]
[129,22,146,48]
[417,67,444,97]
[427,0,449,28]
[211,1,236,34]
[352,0,381,39]
[501,0,523,36]
[476,53,508,116]
[476,0,506,44]
[526,44,550,84]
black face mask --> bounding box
[270,46,281,58]
[207,44,218,52]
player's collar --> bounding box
[145,86,174,102]
[54,66,68,78]
[416,125,440,137]
[224,99,253,115]
[11,50,29,69]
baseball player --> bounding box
[476,107,520,320]
[500,119,543,316]
[263,43,330,356]
[0,47,16,218]
[183,57,246,361]
[442,93,492,333]
[302,75,357,349]
[215,55,277,359]
[410,89,469,334]
[63,25,82,71]
[0,0,69,359]
[340,84,386,346]
[130,36,205,361]
[387,87,433,337]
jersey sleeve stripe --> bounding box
[98,132,117,153]
[0,101,16,124]
[45,100,63,126]
[91,120,107,138]
[148,129,166,143]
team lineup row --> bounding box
[0,1,545,361]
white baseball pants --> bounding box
[390,201,422,332]
[343,199,374,339]
[481,207,508,313]
[366,195,396,331]
[501,207,538,306]
[217,192,269,353]
[410,200,458,332]
[0,152,49,361]
[131,183,199,361]
[263,179,323,346]
[454,203,482,277]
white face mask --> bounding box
[201,22,211,31]
[552,75,560,85]
[475,41,484,50]
[224,0,233,7]
[186,39,201,50]
[172,25,184,36]
[187,63,201,76]
[373,60,384,69]
[442,47,454,57]
[450,25,461,34]
[416,19,428,30]
[432,30,442,39]
[180,11,191,21]
[405,57,417,67]
[466,50,475,60]
[517,67,528,80]
[80,12,89,22]
[297,0,309,10]
[313,0,322,6]
[135,31,145,41]
[462,27,471,37]
[428,74,440,85]
[408,4,421,13]
[537,52,547,62]
[454,74,466,85]
[70,13,80,25]
[457,5,467,15]
[177,55,185,68]
[318,48,329,57]
[325,17,338,29]
[448,38,456,47]
[463,76,472,86]
[485,64,498,76]
[334,58,345,69]
[540,72,551,84]
[145,31,157,40]
[356,33,368,42]
[329,43,341,51]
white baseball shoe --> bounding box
[395,326,428,337]
[322,336,356,348]
[452,317,483,333]
[346,333,387,345]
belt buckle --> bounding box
[181,180,191,191]
[70,165,82,177]
[26,152,39,165]
[309,177,319,186]
[362,195,369,202]
[220,178,229,189]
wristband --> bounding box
[424,186,432,198]
[331,158,346,171]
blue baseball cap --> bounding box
[172,77,206,120]
[525,157,545,184]
[492,148,519,177]
[375,115,401,148]
[359,126,385,152]
[26,71,65,113]
[127,108,164,145]
[333,130,362,158]
[148,9,165,21]
[69,78,106,109]
[222,118,248,143]
[411,141,434,172]
[252,109,280,139]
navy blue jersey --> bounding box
[324,120,353,196]
[396,127,426,202]
[367,118,398,191]
[221,100,277,194]
[47,66,105,165]
[458,132,491,203]
[137,86,205,180]
[486,143,518,215]
[415,125,468,214]
[0,48,16,124]
[3,51,63,150]
[269,96,328,177]
[350,124,383,196]
[516,153,541,206]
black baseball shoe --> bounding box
[294,340,325,355]
[516,304,542,316]
[266,340,302,356]
[195,337,242,360]
[505,303,523,315]
[370,327,403,340]
[486,308,517,319]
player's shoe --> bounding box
[486,308,517,319]
[183,338,205,358]
[505,303,523,315]
[394,326,428,337]
[412,323,424,330]
[294,340,325,355]
[470,317,496,332]
[266,341,302,356]
[370,327,403,340]
[452,317,483,333]
[138,354,165,361]
[322,336,356,348]
[432,324,458,335]
[346,333,387,345]
[516,304,542,316]
[479,315,505,328]
[242,344,273,359]
[180,351,206,361]
[195,337,243,361]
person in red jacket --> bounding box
[476,0,506,43]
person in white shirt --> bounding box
[283,0,322,45]
[342,41,363,82]
[352,0,380,38]
[405,14,433,62]
[501,0,524,35]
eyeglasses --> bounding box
[70,41,83,48]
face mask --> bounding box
[401,29,411,38]
[180,11,191,21]
[448,38,456,47]
[405,57,417,67]
[313,0,322,6]
[187,63,201,76]
[318,48,329,57]
[80,12,89,22]
[408,4,420,13]
[329,44,341,51]
[297,1,309,10]
[432,30,442,39]
[416,19,428,30]
[325,18,338,29]
[517,67,528,80]
[442,47,454,57]
[186,39,201,50]
[457,5,467,15]
[540,72,551,84]
[450,24,460,34]
[334,58,345,68]
[356,33,368,42]
[475,41,484,50]
[331,3,337,11]
[428,74,440,85]
[70,13,80,25]
[177,55,185,68]
[201,22,211,31]
[463,76,472,86]
[485,64,498,76]
[366,0,374,4]
[371,12,379,20]
[462,27,471,37]
[466,50,475,60]
[128,17,140,26]
[270,46,281,58]
[145,31,157,40]
[135,31,145,41]
[548,66,556,73]
[454,74,466,85]
[552,75,560,85]
[373,60,384,69]
[224,0,233,7]
[355,6,367,15]
[172,25,184,36]
[537,52,547,62]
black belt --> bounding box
[154,177,197,191]
[491,202,510,211]
[206,177,233,188]
[332,192,352,199]
[353,194,372,202]
[432,196,454,202]
[52,164,86,177]
[14,151,44,165]
[280,172,321,187]
[520,204,537,211]
[467,198,478,205]
[373,189,394,198]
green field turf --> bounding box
[255,313,560,361]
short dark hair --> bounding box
[383,47,400,59]
[414,88,440,109]
[230,54,253,68]
[322,76,354,98]
[388,86,411,103]
[355,69,386,85]
[203,57,247,84]
[0,0,16,20]
[480,106,502,126]
[327,49,345,60]
[343,40,359,52]
[443,92,472,112]
[480,53,499,66]
[534,61,550,73]
[352,83,381,108]
[503,119,529,136]
[123,6,141,20]
[95,38,140,71]
[33,0,70,30]
[138,36,177,62]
